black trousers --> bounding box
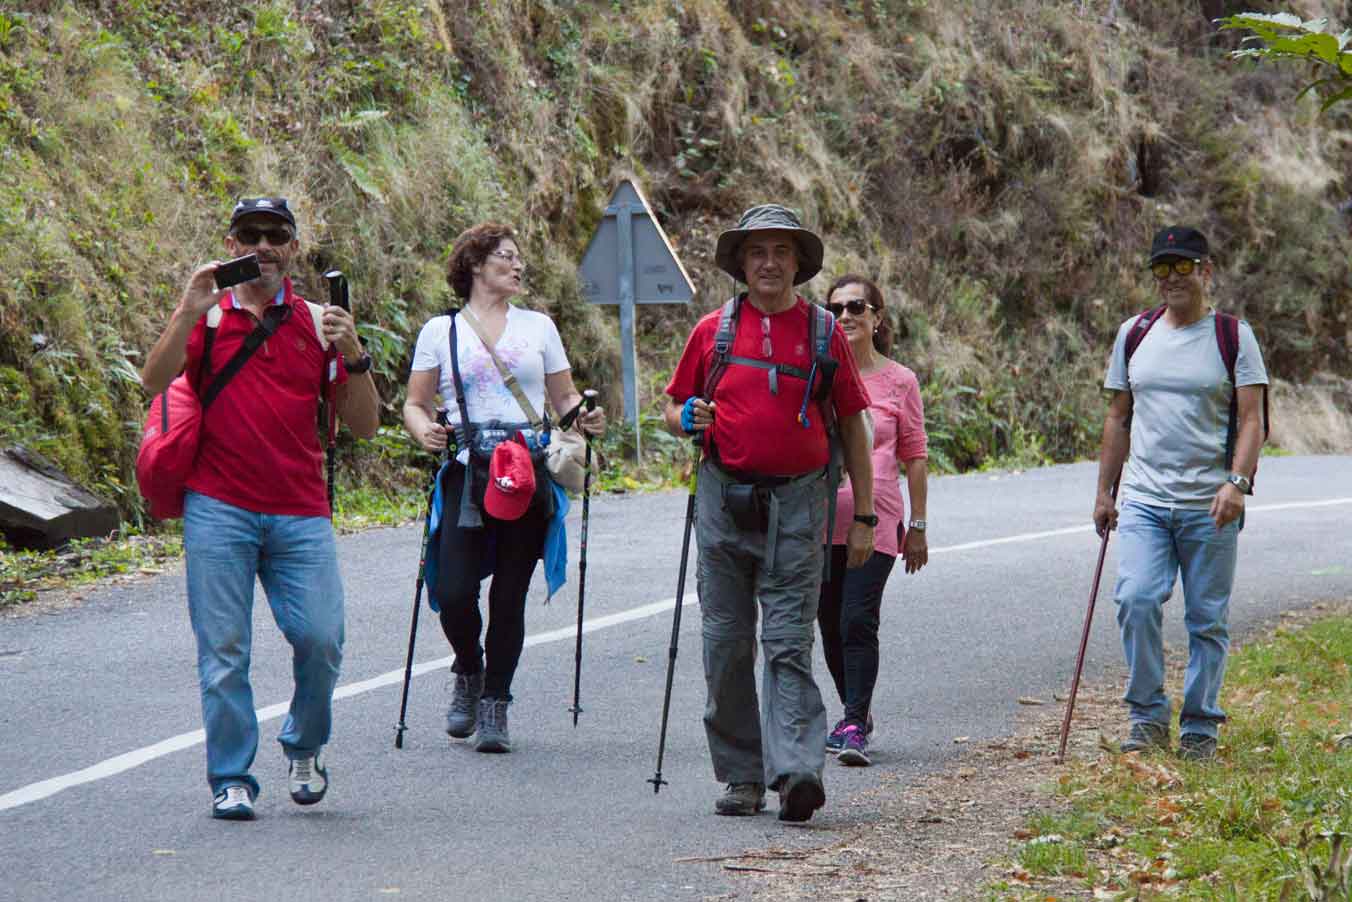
[815,547,896,725]
[433,461,550,700]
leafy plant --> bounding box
[1221,12,1352,111]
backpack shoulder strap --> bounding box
[1123,305,1166,368]
[303,300,330,351]
[1213,311,1239,379]
[702,296,742,401]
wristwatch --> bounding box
[1226,473,1252,495]
[853,514,879,527]
[344,353,373,375]
[907,519,927,531]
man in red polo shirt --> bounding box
[664,204,875,823]
[141,197,379,820]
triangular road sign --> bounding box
[578,180,694,305]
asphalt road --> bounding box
[2,457,1350,901]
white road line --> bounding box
[4,495,1350,813]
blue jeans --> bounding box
[1114,499,1239,739]
[183,491,345,796]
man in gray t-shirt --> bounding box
[1092,225,1268,762]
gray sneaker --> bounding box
[714,782,766,816]
[1120,721,1170,753]
[1178,733,1217,761]
[474,697,511,753]
[446,671,484,739]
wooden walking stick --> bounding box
[1056,480,1119,764]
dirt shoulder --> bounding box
[694,600,1351,902]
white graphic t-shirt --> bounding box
[411,305,570,461]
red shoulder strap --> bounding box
[1213,311,1239,381]
[1123,305,1166,366]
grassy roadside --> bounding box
[990,608,1352,901]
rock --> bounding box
[0,446,118,549]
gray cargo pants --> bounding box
[697,460,828,789]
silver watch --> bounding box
[1226,473,1252,495]
[907,519,927,531]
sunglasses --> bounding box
[825,299,876,317]
[1151,258,1197,279]
[232,226,294,246]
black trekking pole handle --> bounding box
[649,433,703,793]
[558,388,598,433]
[394,413,449,749]
[322,271,349,510]
[568,390,599,726]
[1056,477,1120,764]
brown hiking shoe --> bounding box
[714,782,766,816]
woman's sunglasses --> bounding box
[232,226,295,247]
[825,299,876,317]
[1151,258,1197,279]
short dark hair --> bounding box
[826,274,892,354]
[446,222,517,300]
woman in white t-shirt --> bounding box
[403,222,605,754]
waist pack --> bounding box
[458,419,549,512]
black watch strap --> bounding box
[344,353,373,375]
[853,513,879,527]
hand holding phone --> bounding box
[213,254,262,290]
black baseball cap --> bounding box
[1149,226,1208,263]
[229,197,297,231]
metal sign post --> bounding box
[579,180,694,458]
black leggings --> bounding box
[433,462,550,700]
[815,546,896,725]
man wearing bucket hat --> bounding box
[1093,225,1268,762]
[664,204,875,822]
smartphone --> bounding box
[213,254,262,290]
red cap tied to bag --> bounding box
[484,435,536,521]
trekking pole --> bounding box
[394,417,448,749]
[1056,478,1119,764]
[649,437,703,793]
[323,271,350,510]
[561,390,599,726]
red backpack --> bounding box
[1123,306,1270,482]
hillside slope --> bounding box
[1,0,1348,521]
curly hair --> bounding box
[826,274,892,355]
[446,222,518,300]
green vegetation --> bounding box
[1222,12,1352,112]
[1,0,1349,535]
[988,614,1352,900]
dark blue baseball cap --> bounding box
[1149,226,1208,263]
[229,197,297,231]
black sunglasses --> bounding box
[232,226,294,246]
[825,299,876,317]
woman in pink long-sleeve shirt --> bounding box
[818,275,929,767]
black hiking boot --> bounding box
[777,772,826,823]
[1177,733,1217,761]
[474,697,511,753]
[714,782,766,816]
[1120,721,1170,753]
[445,671,484,739]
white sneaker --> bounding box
[211,785,256,821]
[288,749,329,806]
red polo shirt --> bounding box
[665,297,869,476]
[183,280,347,517]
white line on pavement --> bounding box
[3,496,1349,812]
